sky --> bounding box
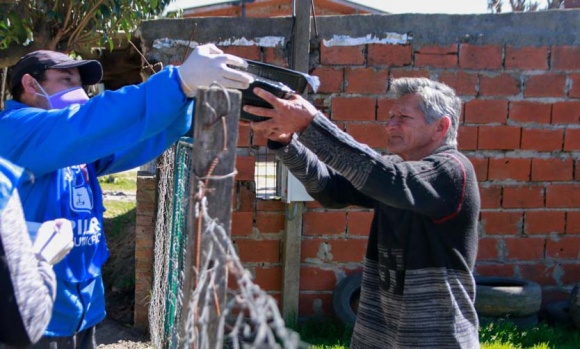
[164,0,551,15]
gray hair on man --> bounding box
[390,77,462,146]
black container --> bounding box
[233,60,309,122]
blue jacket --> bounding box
[0,66,193,336]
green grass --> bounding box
[295,318,580,349]
[98,170,138,192]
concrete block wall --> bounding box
[135,11,580,323]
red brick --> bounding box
[219,45,261,60]
[546,236,580,259]
[414,52,457,68]
[255,212,285,233]
[468,156,489,181]
[345,67,389,93]
[303,211,347,236]
[524,74,566,98]
[252,130,268,147]
[478,126,521,150]
[519,264,556,286]
[331,97,376,121]
[299,293,332,317]
[256,199,285,211]
[368,44,412,67]
[551,46,580,70]
[505,46,549,70]
[457,125,478,150]
[509,101,551,124]
[531,158,574,181]
[474,263,514,277]
[236,239,280,263]
[552,101,580,124]
[299,267,337,291]
[300,238,367,263]
[546,184,580,208]
[480,211,523,235]
[254,267,282,291]
[479,185,501,209]
[377,97,396,121]
[345,123,388,148]
[503,186,544,208]
[568,211,580,234]
[438,71,477,96]
[560,264,580,285]
[235,182,255,212]
[320,44,365,65]
[504,237,545,260]
[237,123,251,147]
[347,211,373,236]
[525,211,565,235]
[310,67,344,93]
[521,129,564,152]
[416,44,459,55]
[232,211,254,236]
[488,158,530,181]
[479,74,520,97]
[477,237,500,260]
[459,44,502,70]
[577,160,580,181]
[389,69,430,79]
[263,47,288,67]
[568,73,580,98]
[235,156,255,181]
[464,99,508,124]
[564,128,580,151]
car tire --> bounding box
[332,271,362,328]
[544,300,571,326]
[569,284,580,330]
[475,276,542,317]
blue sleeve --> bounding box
[0,66,193,177]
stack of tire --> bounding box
[570,284,580,330]
[475,276,542,328]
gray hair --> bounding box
[390,77,461,146]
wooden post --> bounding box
[282,0,311,324]
[179,86,241,348]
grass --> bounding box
[295,318,580,349]
[98,170,138,192]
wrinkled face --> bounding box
[386,93,441,161]
[40,68,82,95]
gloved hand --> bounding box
[32,219,74,265]
[177,43,254,98]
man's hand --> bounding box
[244,88,318,144]
[177,43,254,98]
[33,219,74,265]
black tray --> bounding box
[233,60,309,122]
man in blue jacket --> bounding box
[0,44,253,348]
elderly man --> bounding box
[0,44,253,348]
[246,77,480,348]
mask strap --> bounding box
[32,79,52,109]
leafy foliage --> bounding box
[487,0,564,13]
[0,0,173,66]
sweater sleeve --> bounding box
[276,113,468,219]
[0,192,56,347]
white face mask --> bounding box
[34,80,89,109]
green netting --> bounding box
[164,138,193,348]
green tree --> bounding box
[487,0,563,13]
[0,0,174,68]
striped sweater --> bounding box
[272,113,480,348]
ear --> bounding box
[21,74,40,95]
[434,116,451,141]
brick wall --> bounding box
[136,12,580,323]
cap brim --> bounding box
[52,60,103,85]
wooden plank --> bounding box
[179,86,241,347]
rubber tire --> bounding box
[570,284,580,330]
[333,271,362,328]
[479,313,538,329]
[475,276,542,317]
[544,300,571,326]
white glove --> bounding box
[177,43,254,98]
[32,219,74,265]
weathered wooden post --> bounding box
[179,86,241,348]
